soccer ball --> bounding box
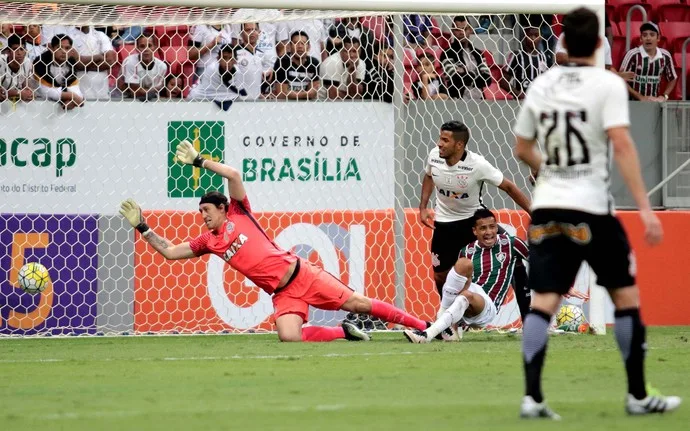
[18,262,50,294]
[556,304,585,331]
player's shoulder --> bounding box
[659,47,673,58]
[465,150,494,168]
[428,147,442,162]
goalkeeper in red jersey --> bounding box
[119,141,429,342]
[404,208,528,343]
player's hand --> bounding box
[175,140,199,165]
[419,208,436,229]
[619,71,635,82]
[119,199,144,228]
[640,210,663,246]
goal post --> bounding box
[0,0,607,336]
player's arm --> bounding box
[511,236,529,260]
[497,178,531,214]
[119,199,196,260]
[419,172,435,229]
[175,140,246,201]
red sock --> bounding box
[370,299,427,331]
[301,326,345,342]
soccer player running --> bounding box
[119,141,431,343]
[404,208,528,343]
[419,121,532,330]
[513,8,681,419]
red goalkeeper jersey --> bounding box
[189,195,297,294]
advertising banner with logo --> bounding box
[0,214,98,335]
[0,101,393,214]
[134,209,396,333]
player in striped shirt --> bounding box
[620,22,676,102]
[404,208,528,343]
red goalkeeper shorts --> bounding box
[272,259,354,322]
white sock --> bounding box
[426,295,469,340]
[438,268,468,315]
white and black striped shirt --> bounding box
[620,46,676,98]
[504,50,548,94]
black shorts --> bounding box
[528,209,635,295]
[430,218,512,273]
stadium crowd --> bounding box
[0,3,688,110]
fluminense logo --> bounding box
[167,121,225,198]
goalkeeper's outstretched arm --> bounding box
[119,199,195,260]
[175,140,246,201]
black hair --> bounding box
[50,33,72,48]
[6,34,22,49]
[472,208,497,225]
[199,191,229,212]
[440,120,470,146]
[341,36,361,48]
[563,7,599,58]
[453,15,467,24]
[290,30,310,42]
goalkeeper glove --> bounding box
[119,198,149,234]
[175,140,205,167]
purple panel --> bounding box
[0,214,98,335]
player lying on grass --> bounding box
[119,141,430,342]
[404,208,527,343]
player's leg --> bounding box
[587,216,681,414]
[520,211,582,420]
[431,219,475,300]
[497,225,531,321]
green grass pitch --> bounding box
[1,327,688,431]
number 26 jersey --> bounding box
[513,65,630,215]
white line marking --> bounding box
[0,350,430,364]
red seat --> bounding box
[672,53,690,99]
[659,22,690,52]
[160,46,189,75]
[612,36,628,68]
[648,0,690,22]
[482,50,495,67]
[610,20,623,37]
[609,0,653,22]
[154,25,190,47]
[617,21,645,48]
[117,43,137,63]
[483,82,514,100]
[360,16,387,42]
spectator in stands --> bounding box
[620,22,677,102]
[415,51,448,100]
[235,22,271,99]
[277,19,328,61]
[319,35,365,100]
[188,44,246,111]
[41,25,72,45]
[25,24,46,61]
[326,17,375,63]
[70,26,116,100]
[364,41,394,103]
[0,24,11,50]
[273,30,320,100]
[159,74,184,99]
[499,27,548,99]
[188,24,233,77]
[231,8,283,58]
[440,16,491,100]
[119,34,168,100]
[403,15,437,48]
[34,34,83,110]
[0,35,35,102]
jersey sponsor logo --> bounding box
[528,222,592,245]
[430,158,444,164]
[456,175,469,188]
[457,166,473,172]
[495,252,506,263]
[222,233,248,262]
[498,236,509,246]
[438,188,469,199]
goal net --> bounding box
[0,0,606,336]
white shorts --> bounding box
[37,84,83,101]
[461,283,497,328]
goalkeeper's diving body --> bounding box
[404,208,528,343]
[119,141,430,342]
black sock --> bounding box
[512,262,531,321]
[614,308,647,400]
[522,309,551,403]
